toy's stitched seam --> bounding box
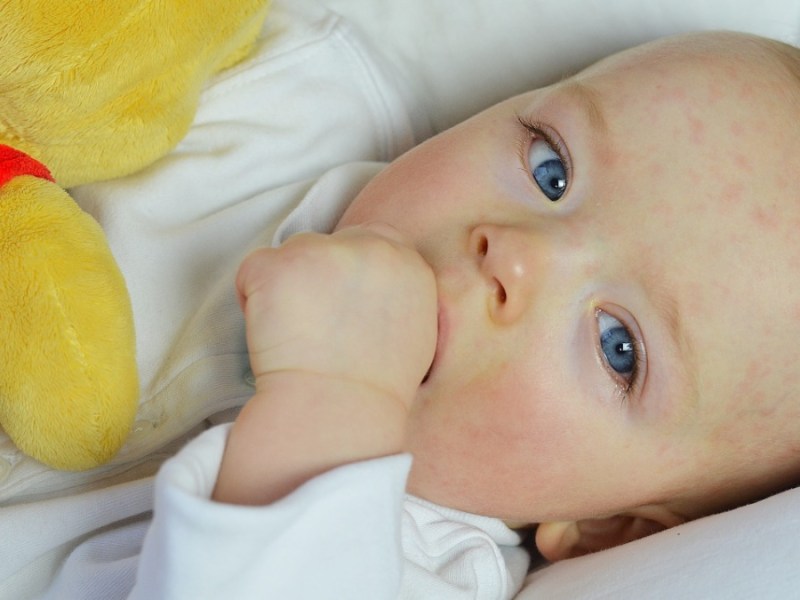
[41,261,102,441]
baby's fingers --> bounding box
[236,232,338,309]
[236,246,276,312]
[334,221,411,246]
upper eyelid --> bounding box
[515,115,573,182]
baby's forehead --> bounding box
[581,32,798,94]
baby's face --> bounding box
[337,36,800,524]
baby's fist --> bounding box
[236,224,437,408]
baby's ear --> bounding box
[535,506,685,562]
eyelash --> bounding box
[596,309,646,405]
[515,114,573,187]
[616,341,645,405]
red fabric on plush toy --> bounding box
[0,146,53,187]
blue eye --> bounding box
[597,311,637,380]
[528,138,567,201]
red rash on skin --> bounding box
[750,206,781,232]
[720,182,745,208]
[686,113,706,145]
[732,153,754,173]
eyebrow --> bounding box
[559,80,610,136]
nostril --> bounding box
[477,235,488,256]
[494,278,507,304]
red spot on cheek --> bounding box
[687,114,706,145]
[750,206,780,232]
[733,153,753,174]
[721,183,745,208]
[739,82,756,100]
[745,360,773,385]
[652,85,687,105]
[707,83,724,104]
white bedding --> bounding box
[6,0,796,597]
[323,1,800,597]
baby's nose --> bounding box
[470,223,539,325]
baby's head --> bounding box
[337,31,800,560]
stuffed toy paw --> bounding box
[0,150,139,470]
[0,0,270,470]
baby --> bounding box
[214,28,800,567]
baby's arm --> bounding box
[213,224,437,505]
[130,230,525,597]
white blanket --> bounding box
[3,0,799,598]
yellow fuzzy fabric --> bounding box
[0,0,269,187]
[0,0,269,469]
[0,177,138,470]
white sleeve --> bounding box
[129,425,529,600]
[401,496,530,600]
[130,425,411,599]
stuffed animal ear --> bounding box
[535,506,685,562]
[0,173,138,470]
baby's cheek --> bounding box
[464,368,581,471]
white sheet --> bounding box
[327,0,800,132]
[520,486,800,598]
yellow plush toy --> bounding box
[0,0,270,471]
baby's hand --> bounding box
[236,224,437,408]
[213,225,437,505]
